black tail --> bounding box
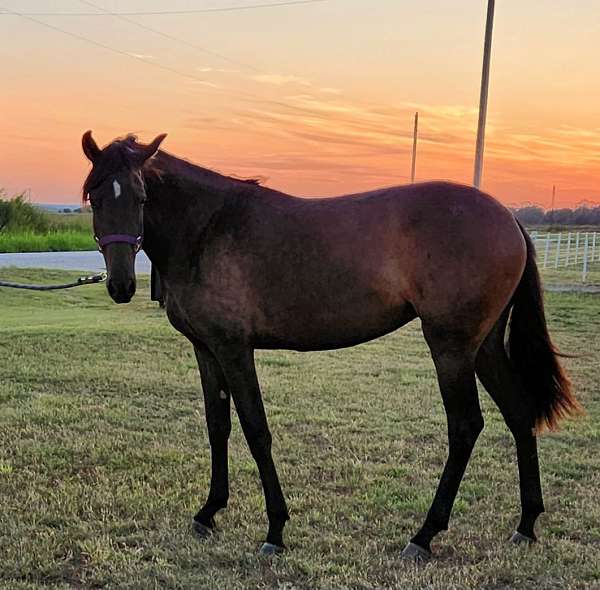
[508,222,581,432]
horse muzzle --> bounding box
[107,276,136,304]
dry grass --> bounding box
[0,269,599,589]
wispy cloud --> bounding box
[187,80,221,88]
[181,84,600,202]
[127,53,154,60]
[196,66,239,73]
[251,73,312,87]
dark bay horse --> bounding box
[81,132,580,560]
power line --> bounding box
[1,0,415,120]
[0,5,314,116]
[1,2,406,120]
[77,0,264,73]
[80,0,429,166]
[1,1,423,172]
[0,0,329,17]
[0,6,217,85]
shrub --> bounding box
[0,191,50,233]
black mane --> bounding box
[83,135,261,202]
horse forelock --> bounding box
[82,137,142,202]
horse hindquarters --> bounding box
[401,209,528,558]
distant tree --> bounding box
[571,206,592,225]
[589,207,600,225]
[548,208,574,225]
[512,204,600,226]
[63,208,72,214]
[512,206,545,225]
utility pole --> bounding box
[550,184,556,226]
[411,111,419,183]
[473,0,496,189]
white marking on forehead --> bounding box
[219,390,227,400]
[112,179,121,199]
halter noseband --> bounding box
[95,234,143,253]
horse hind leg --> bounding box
[402,328,484,561]
[475,311,545,543]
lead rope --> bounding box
[0,272,106,291]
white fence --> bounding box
[530,231,599,282]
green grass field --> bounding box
[0,230,95,253]
[541,260,600,287]
[0,269,599,589]
[0,210,94,253]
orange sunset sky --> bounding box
[1,0,599,207]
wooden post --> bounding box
[473,0,496,188]
[555,232,561,268]
[566,232,572,265]
[411,111,419,183]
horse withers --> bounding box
[81,131,580,560]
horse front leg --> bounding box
[192,345,232,536]
[216,344,289,554]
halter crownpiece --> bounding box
[95,234,143,253]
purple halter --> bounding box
[95,234,142,253]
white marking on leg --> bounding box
[113,179,121,199]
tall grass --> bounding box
[0,230,95,253]
[47,211,93,232]
[0,192,50,233]
[0,191,93,252]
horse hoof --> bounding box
[192,520,214,539]
[510,531,536,545]
[401,542,432,563]
[259,542,285,556]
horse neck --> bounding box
[141,170,228,278]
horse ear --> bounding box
[135,133,167,163]
[82,130,101,163]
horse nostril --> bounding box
[106,278,135,302]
